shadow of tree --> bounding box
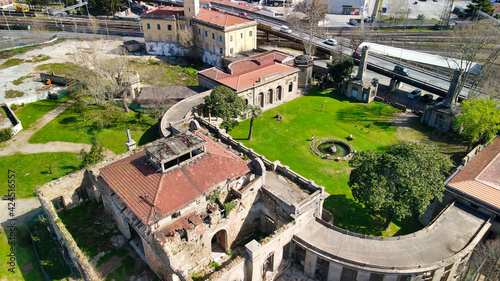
[138,123,159,146]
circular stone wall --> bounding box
[310,138,355,161]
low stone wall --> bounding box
[5,92,49,106]
[2,103,23,136]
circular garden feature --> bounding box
[310,137,355,161]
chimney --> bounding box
[356,45,369,80]
[125,128,136,151]
[443,69,463,108]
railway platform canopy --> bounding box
[359,42,481,74]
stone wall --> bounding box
[5,92,49,106]
[2,103,23,136]
[145,42,222,68]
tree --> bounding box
[348,142,452,230]
[72,99,88,122]
[349,26,368,52]
[72,41,133,105]
[178,26,199,60]
[327,56,354,88]
[466,0,494,15]
[462,239,500,281]
[446,20,500,101]
[454,97,500,150]
[246,105,261,141]
[204,86,245,132]
[287,0,328,56]
[80,137,104,167]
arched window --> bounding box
[276,86,282,101]
[288,82,293,92]
[258,92,264,107]
[267,89,273,104]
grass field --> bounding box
[0,153,80,198]
[13,97,69,129]
[0,226,45,281]
[230,89,429,236]
[130,59,202,87]
[29,103,158,154]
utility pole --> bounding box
[1,9,9,31]
[404,6,411,31]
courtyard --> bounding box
[230,87,467,236]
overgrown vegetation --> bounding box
[35,62,84,80]
[5,89,25,99]
[223,200,238,215]
[79,137,105,167]
[129,59,201,87]
[0,58,24,70]
[12,75,32,85]
[0,128,13,142]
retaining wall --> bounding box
[2,103,23,136]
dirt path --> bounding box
[0,100,115,157]
[391,111,422,142]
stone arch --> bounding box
[267,89,273,104]
[258,92,264,107]
[276,86,282,101]
[211,229,228,253]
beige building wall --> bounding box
[194,24,256,56]
[142,18,187,42]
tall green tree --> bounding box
[246,105,261,141]
[327,57,354,88]
[79,137,104,167]
[466,0,494,15]
[454,97,500,151]
[348,142,452,230]
[204,86,246,132]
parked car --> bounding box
[324,39,337,46]
[348,18,358,26]
[239,12,248,17]
[408,89,422,99]
[394,65,410,76]
[280,25,292,33]
[421,93,433,102]
[434,96,445,104]
[352,51,361,59]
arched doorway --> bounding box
[258,92,264,107]
[267,89,273,104]
[276,86,282,101]
[211,229,228,254]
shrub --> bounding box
[223,200,238,215]
[0,128,13,142]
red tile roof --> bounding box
[142,6,184,17]
[447,136,500,212]
[100,131,250,225]
[194,8,253,28]
[199,51,297,90]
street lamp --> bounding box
[1,8,10,31]
[404,6,411,31]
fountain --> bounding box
[310,138,355,161]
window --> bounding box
[341,267,357,281]
[220,48,223,54]
[52,197,64,211]
[204,30,207,37]
[370,274,385,281]
[198,28,201,35]
[398,276,411,281]
[249,30,252,37]
[288,82,293,92]
[157,23,161,30]
[212,33,215,39]
[219,35,222,42]
[146,23,151,29]
[230,48,234,55]
[172,211,181,218]
[168,24,172,31]
[315,257,329,280]
[240,33,243,39]
[230,35,233,42]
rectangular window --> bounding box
[370,274,385,281]
[240,33,243,39]
[205,30,208,37]
[230,35,233,42]
[314,257,329,280]
[249,30,252,37]
[168,24,172,31]
[147,23,151,29]
[212,33,215,39]
[341,267,358,281]
[52,197,64,211]
[198,28,201,35]
[219,35,222,42]
[230,48,234,55]
[172,211,181,219]
[220,48,223,54]
[157,23,161,30]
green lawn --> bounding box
[13,97,69,129]
[0,226,45,281]
[0,153,80,198]
[230,88,423,236]
[29,104,158,154]
[130,59,202,87]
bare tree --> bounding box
[461,239,500,281]
[178,26,199,60]
[287,0,328,56]
[391,0,408,22]
[72,41,134,105]
[87,16,101,36]
[349,26,368,52]
[446,20,500,101]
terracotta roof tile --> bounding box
[142,6,184,17]
[447,136,500,211]
[194,8,253,27]
[100,132,250,225]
